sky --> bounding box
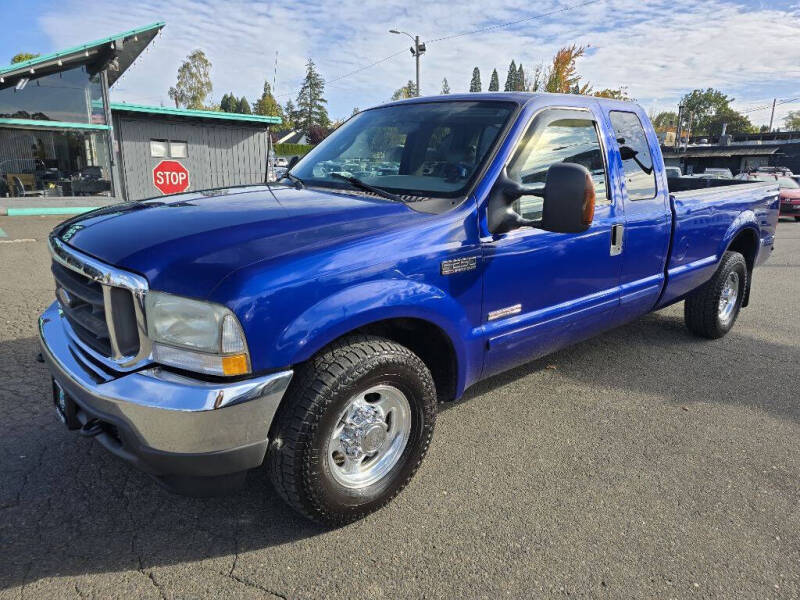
[2,0,799,128]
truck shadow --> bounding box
[1,310,798,588]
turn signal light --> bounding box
[222,354,249,376]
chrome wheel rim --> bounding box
[718,271,740,325]
[326,384,411,489]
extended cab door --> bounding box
[480,107,624,379]
[603,109,671,316]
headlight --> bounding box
[145,291,250,377]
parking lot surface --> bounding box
[1,216,798,599]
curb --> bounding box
[2,207,99,217]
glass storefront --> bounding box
[0,65,106,125]
[0,128,112,197]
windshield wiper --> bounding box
[329,173,403,203]
[277,171,304,189]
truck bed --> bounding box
[657,180,780,308]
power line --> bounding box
[427,0,603,43]
[740,96,800,114]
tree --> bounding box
[351,107,360,116]
[784,111,800,131]
[516,64,526,91]
[392,80,418,100]
[168,50,213,109]
[307,124,329,144]
[283,100,297,130]
[704,107,753,135]
[544,45,591,94]
[652,111,678,132]
[440,77,450,95]
[253,81,283,119]
[11,52,39,64]
[237,97,251,114]
[528,64,544,92]
[469,67,481,93]
[504,60,517,92]
[488,69,499,92]
[295,58,330,136]
[219,92,237,112]
[594,88,631,101]
[679,88,732,135]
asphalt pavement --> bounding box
[1,216,798,599]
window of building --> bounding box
[609,111,656,201]
[0,128,112,198]
[0,65,105,125]
[150,139,168,157]
[169,141,188,158]
[507,111,608,220]
[150,139,188,158]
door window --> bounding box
[508,112,608,220]
[609,111,656,201]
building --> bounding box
[0,22,280,203]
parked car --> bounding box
[735,172,800,220]
[39,94,780,525]
[665,166,682,178]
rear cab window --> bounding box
[609,111,656,201]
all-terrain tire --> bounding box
[684,251,747,339]
[267,335,437,526]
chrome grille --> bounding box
[49,237,150,368]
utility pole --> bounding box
[768,98,776,132]
[389,30,426,96]
[675,103,683,149]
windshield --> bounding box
[778,177,800,189]
[290,100,516,199]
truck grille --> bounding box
[50,240,145,364]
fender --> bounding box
[718,210,759,263]
[275,279,478,395]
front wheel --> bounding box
[267,335,437,526]
[684,251,747,339]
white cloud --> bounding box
[36,0,800,125]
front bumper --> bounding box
[780,202,800,216]
[39,301,293,493]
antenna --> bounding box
[273,50,278,93]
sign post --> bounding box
[152,160,190,195]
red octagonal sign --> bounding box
[152,160,190,195]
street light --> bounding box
[389,29,425,97]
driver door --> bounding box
[481,107,624,378]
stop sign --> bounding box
[152,160,190,195]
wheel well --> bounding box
[727,228,758,306]
[356,318,458,402]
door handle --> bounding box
[610,224,624,256]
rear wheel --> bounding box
[267,335,437,526]
[684,251,747,339]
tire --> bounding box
[684,251,747,339]
[794,216,800,222]
[267,335,437,526]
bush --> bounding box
[274,143,313,157]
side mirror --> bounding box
[487,168,543,234]
[287,155,300,169]
[541,163,596,234]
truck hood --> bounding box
[55,185,423,297]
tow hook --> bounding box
[79,419,104,438]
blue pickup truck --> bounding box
[40,93,779,525]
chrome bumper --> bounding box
[39,301,292,475]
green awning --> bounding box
[0,22,165,86]
[110,102,281,125]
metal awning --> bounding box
[0,22,164,86]
[663,146,779,159]
[110,102,282,125]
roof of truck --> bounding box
[381,92,640,111]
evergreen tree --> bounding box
[283,100,297,130]
[469,67,481,93]
[237,97,252,114]
[391,80,418,100]
[220,92,237,112]
[441,77,450,95]
[254,81,284,118]
[504,60,517,92]
[295,58,330,137]
[488,68,499,92]
[516,64,526,91]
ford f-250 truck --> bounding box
[39,93,779,525]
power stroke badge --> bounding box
[440,256,477,275]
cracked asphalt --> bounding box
[1,215,799,599]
